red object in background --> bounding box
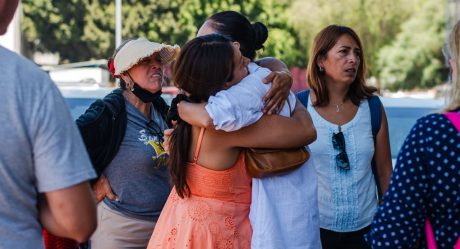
[42,229,79,249]
[290,67,308,93]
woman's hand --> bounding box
[92,175,117,203]
[262,70,292,115]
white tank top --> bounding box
[308,96,378,232]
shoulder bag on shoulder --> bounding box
[245,97,310,178]
[245,147,310,178]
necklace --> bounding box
[335,103,344,113]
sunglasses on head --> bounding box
[332,129,350,170]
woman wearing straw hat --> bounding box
[76,37,179,249]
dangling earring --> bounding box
[125,72,136,92]
[126,82,134,92]
[319,66,324,72]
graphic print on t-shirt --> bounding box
[137,129,166,160]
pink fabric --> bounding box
[425,219,437,249]
[425,112,460,249]
[425,219,460,249]
[444,112,460,132]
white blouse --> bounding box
[308,96,378,232]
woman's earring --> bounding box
[319,66,324,72]
[127,83,134,92]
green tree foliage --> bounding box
[288,0,448,89]
[176,0,305,66]
[22,0,90,61]
[21,0,303,66]
[377,0,447,90]
[22,0,191,62]
[21,0,450,90]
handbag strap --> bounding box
[444,112,460,132]
[193,128,206,164]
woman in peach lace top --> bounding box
[147,34,316,249]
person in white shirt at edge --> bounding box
[173,11,321,249]
[0,1,97,248]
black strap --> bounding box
[296,89,309,108]
[368,95,383,202]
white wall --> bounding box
[0,3,21,53]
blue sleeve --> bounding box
[366,118,429,248]
[33,79,96,192]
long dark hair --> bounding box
[169,34,235,198]
[206,11,268,61]
[307,25,376,106]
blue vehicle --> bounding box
[59,85,174,120]
[381,97,444,165]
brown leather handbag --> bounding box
[244,147,310,178]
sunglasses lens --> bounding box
[332,132,344,150]
[332,131,350,170]
[336,152,350,170]
[332,135,339,149]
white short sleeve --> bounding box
[205,63,296,131]
[205,63,270,132]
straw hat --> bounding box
[114,38,180,75]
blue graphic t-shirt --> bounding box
[104,100,171,221]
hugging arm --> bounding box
[178,102,214,128]
[256,57,288,71]
[255,57,293,115]
[178,75,267,132]
[226,100,316,148]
